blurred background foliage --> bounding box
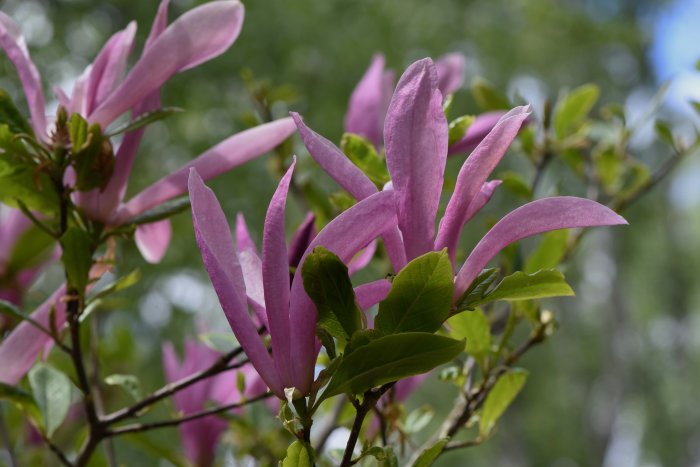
[1,0,699,465]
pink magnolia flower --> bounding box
[343,53,505,156]
[294,58,627,400]
[162,339,266,467]
[188,160,399,398]
[0,0,296,263]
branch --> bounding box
[106,392,273,437]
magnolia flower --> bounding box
[343,53,506,156]
[0,0,296,263]
[188,160,398,397]
[162,339,266,467]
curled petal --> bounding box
[384,58,448,259]
[188,169,283,397]
[117,117,296,223]
[289,190,399,393]
[235,213,258,255]
[454,197,628,300]
[347,239,377,276]
[262,160,295,388]
[90,0,245,127]
[435,53,465,97]
[134,219,172,264]
[288,212,316,270]
[447,111,509,156]
[344,54,390,147]
[0,13,46,137]
[436,106,530,262]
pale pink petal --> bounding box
[116,117,296,223]
[454,197,628,300]
[146,0,171,47]
[462,180,501,223]
[288,190,399,393]
[436,106,530,263]
[188,169,283,397]
[89,1,244,127]
[447,111,509,157]
[235,213,258,255]
[393,374,429,402]
[0,286,66,385]
[384,58,448,260]
[435,53,465,97]
[134,219,172,264]
[262,161,295,388]
[288,212,316,269]
[239,249,267,327]
[347,239,377,276]
[0,12,46,137]
[344,54,389,147]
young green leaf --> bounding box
[302,246,363,341]
[105,107,183,137]
[59,228,93,291]
[411,438,450,467]
[447,309,491,357]
[91,269,141,301]
[340,133,389,187]
[0,144,58,213]
[0,89,33,135]
[72,124,114,191]
[375,250,454,334]
[28,363,72,437]
[469,269,574,308]
[457,268,499,310]
[480,369,528,436]
[553,83,600,138]
[471,77,511,111]
[523,230,569,274]
[281,440,314,467]
[448,115,475,146]
[126,196,191,225]
[321,333,464,401]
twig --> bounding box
[38,431,72,467]
[106,392,273,437]
[340,384,394,467]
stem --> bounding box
[89,315,116,467]
[340,384,393,467]
[106,392,273,437]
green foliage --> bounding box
[28,363,72,437]
[457,268,499,309]
[0,383,43,430]
[59,227,93,291]
[375,250,454,334]
[105,107,183,137]
[126,197,191,225]
[447,309,491,357]
[302,246,363,341]
[471,77,510,111]
[5,224,55,276]
[524,231,569,273]
[340,133,389,187]
[282,440,314,467]
[321,333,464,400]
[464,269,574,309]
[553,83,600,138]
[70,118,114,191]
[0,89,33,135]
[104,374,142,402]
[499,170,533,200]
[480,369,528,436]
[411,438,450,467]
[448,115,474,146]
[403,405,434,434]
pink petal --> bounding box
[146,0,171,47]
[134,219,172,264]
[235,213,258,255]
[435,53,465,97]
[347,239,377,276]
[436,106,530,263]
[288,190,399,393]
[0,13,46,137]
[384,58,448,260]
[0,286,66,385]
[89,0,245,127]
[344,54,391,147]
[454,197,628,300]
[188,169,283,397]
[262,161,295,389]
[116,117,296,223]
[288,212,316,269]
[354,279,392,328]
[238,249,267,327]
[447,111,509,157]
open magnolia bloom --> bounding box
[189,160,399,398]
[0,0,296,263]
[344,53,507,156]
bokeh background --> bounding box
[1,0,699,465]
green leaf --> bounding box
[104,374,142,402]
[654,120,675,147]
[0,139,58,213]
[0,89,33,135]
[523,230,569,274]
[91,269,141,301]
[480,369,528,436]
[469,269,574,308]
[447,309,491,357]
[411,438,450,467]
[281,440,314,467]
[68,113,89,150]
[0,382,43,429]
[5,224,56,276]
[302,246,363,341]
[448,115,475,146]
[553,84,600,138]
[594,146,623,194]
[126,196,190,225]
[59,228,93,291]
[375,250,454,334]
[321,333,464,401]
[28,363,72,437]
[340,133,389,187]
[72,123,114,191]
[471,77,510,111]
[404,405,434,434]
[105,107,183,137]
[499,170,532,200]
[457,268,499,310]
